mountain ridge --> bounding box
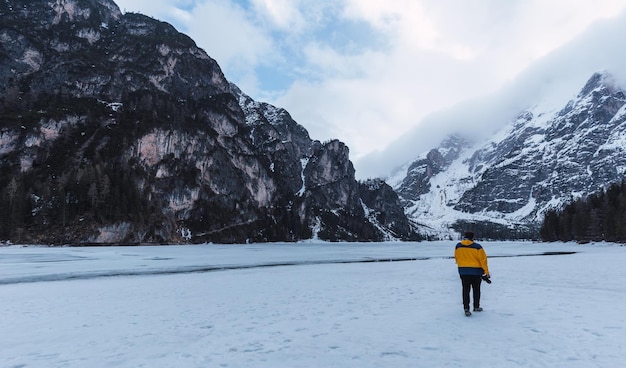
[0,0,417,244]
[391,71,626,239]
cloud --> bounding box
[266,0,626,178]
[114,0,626,179]
[249,0,305,31]
[115,0,191,20]
[115,0,276,95]
[355,7,626,179]
[184,1,274,85]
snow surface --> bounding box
[1,241,625,367]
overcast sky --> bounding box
[114,0,626,178]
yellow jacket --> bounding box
[455,239,489,276]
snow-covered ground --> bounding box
[1,241,624,367]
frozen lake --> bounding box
[1,241,624,367]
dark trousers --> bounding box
[460,275,482,310]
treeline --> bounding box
[540,180,626,242]
[451,220,539,240]
[0,92,194,243]
[0,161,152,243]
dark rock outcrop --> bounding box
[359,178,419,240]
[0,0,415,244]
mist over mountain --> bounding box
[389,71,626,239]
[356,10,626,180]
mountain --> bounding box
[390,71,626,239]
[0,0,417,244]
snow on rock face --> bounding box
[40,116,81,140]
[52,0,90,24]
[359,178,415,239]
[232,80,416,240]
[157,44,172,57]
[50,0,121,25]
[0,131,19,156]
[232,83,313,194]
[394,72,626,238]
[395,135,466,203]
[19,48,43,73]
[77,28,100,44]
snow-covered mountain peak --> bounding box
[578,71,618,98]
[394,72,626,239]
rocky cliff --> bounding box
[0,0,416,244]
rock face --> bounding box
[0,0,416,244]
[395,135,466,202]
[359,179,417,240]
[391,72,626,239]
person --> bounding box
[454,231,490,316]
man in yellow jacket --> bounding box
[454,231,490,316]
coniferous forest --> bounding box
[540,180,626,242]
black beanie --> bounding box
[464,231,474,240]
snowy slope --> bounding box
[392,72,626,239]
[1,242,625,367]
